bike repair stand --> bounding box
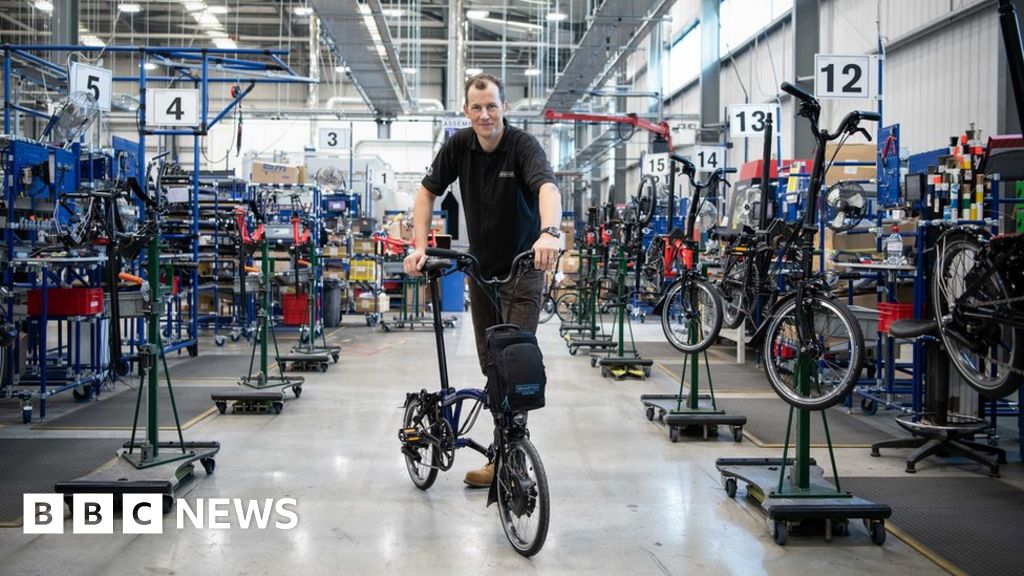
[565,247,613,354]
[595,242,652,379]
[641,318,746,442]
[281,214,338,371]
[212,210,303,415]
[716,354,890,545]
[58,192,219,512]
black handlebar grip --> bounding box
[781,81,815,103]
[722,167,738,174]
[858,111,881,122]
[425,247,463,259]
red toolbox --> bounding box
[282,293,309,326]
[28,287,105,317]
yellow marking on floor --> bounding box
[886,522,967,576]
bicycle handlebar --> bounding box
[424,248,535,287]
[780,81,815,103]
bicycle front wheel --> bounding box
[497,436,550,557]
[661,277,723,353]
[538,296,556,324]
[402,397,439,490]
[933,233,1023,398]
[555,292,579,323]
[717,259,749,330]
[762,295,863,410]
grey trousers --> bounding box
[467,269,544,375]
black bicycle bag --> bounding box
[485,324,546,413]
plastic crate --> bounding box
[350,259,377,282]
[28,287,104,317]
[282,293,309,326]
[878,302,913,334]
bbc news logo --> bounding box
[23,494,298,534]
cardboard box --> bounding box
[352,238,375,255]
[561,255,580,274]
[251,161,302,185]
[349,259,376,282]
[354,293,390,313]
[824,143,876,186]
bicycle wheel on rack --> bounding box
[717,258,750,330]
[762,294,863,410]
[933,233,1023,398]
[497,436,549,557]
[555,291,579,323]
[660,276,723,353]
[402,396,439,490]
[634,174,658,227]
[538,296,556,324]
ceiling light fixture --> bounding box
[546,12,567,22]
[143,62,158,70]
[118,3,143,13]
[182,1,206,12]
[335,65,350,73]
[206,5,229,14]
[524,68,541,76]
[402,67,417,75]
[382,8,403,17]
[81,35,106,47]
[473,16,541,31]
[213,38,237,50]
[465,67,483,76]
[32,0,54,12]
[466,10,488,20]
[205,29,229,38]
[292,6,314,16]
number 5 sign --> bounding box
[145,89,200,127]
[814,54,881,99]
[70,63,112,112]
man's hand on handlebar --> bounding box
[532,233,560,271]
[403,248,428,277]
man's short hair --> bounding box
[464,73,505,105]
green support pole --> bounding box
[616,250,626,357]
[793,354,813,490]
[147,234,160,457]
[260,237,270,375]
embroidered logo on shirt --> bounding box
[498,170,515,178]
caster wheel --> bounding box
[868,520,886,545]
[332,352,340,363]
[772,520,788,546]
[201,457,216,475]
[569,347,578,356]
[116,359,130,376]
[72,387,91,402]
[272,401,284,414]
[230,332,241,342]
[733,427,743,443]
[293,386,303,399]
[215,401,227,415]
[318,363,328,373]
[279,362,288,371]
[724,477,737,498]
[22,407,32,424]
[214,335,226,347]
[590,357,597,368]
[600,366,610,378]
[640,315,646,324]
[860,397,878,416]
[383,325,392,333]
[643,366,651,377]
[187,344,198,357]
[645,406,655,421]
[832,520,849,537]
[365,317,372,327]
[870,447,880,457]
[669,426,679,443]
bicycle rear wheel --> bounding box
[762,294,863,410]
[933,234,1023,398]
[661,277,723,353]
[402,396,439,490]
[634,174,658,227]
[717,258,750,330]
[555,292,579,323]
[497,436,549,557]
[538,296,556,324]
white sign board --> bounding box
[641,152,671,177]
[814,54,880,99]
[145,89,200,127]
[694,146,726,171]
[729,104,779,138]
[69,63,112,112]
[318,127,351,150]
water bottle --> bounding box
[885,224,903,265]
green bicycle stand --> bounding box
[641,318,746,442]
[715,355,891,545]
[564,248,612,355]
[58,209,219,512]
[594,244,652,379]
[282,234,338,371]
[212,232,303,415]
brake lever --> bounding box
[855,127,872,142]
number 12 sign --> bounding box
[729,104,779,138]
[814,54,880,99]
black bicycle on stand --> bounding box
[399,249,550,557]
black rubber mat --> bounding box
[634,341,739,362]
[34,385,235,430]
[165,354,262,380]
[0,438,122,525]
[657,362,770,392]
[839,476,1024,576]
[717,398,904,447]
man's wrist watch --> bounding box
[540,226,561,239]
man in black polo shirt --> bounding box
[403,73,562,487]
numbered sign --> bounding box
[814,54,879,99]
[319,127,351,150]
[642,152,670,177]
[694,146,726,171]
[145,89,200,127]
[729,104,779,138]
[70,63,112,111]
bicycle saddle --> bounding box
[708,225,754,242]
[889,319,937,340]
[421,257,453,275]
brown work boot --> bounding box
[464,462,494,488]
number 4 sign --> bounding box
[145,89,200,127]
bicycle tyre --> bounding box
[634,174,658,227]
[538,296,556,324]
[660,277,723,353]
[717,259,749,330]
[932,233,1023,398]
[555,292,579,323]
[497,436,550,557]
[402,397,439,490]
[761,294,863,410]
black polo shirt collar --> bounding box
[466,118,512,153]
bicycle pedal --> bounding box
[398,427,422,444]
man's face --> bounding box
[464,81,506,143]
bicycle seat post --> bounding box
[426,270,451,392]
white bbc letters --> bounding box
[122,494,164,534]
[73,493,114,534]
[22,494,64,534]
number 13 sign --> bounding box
[729,104,780,138]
